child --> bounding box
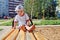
[13,4,35,32]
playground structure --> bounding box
[2,28,47,40]
[1,25,60,40]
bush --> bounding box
[45,17,58,20]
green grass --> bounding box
[33,20,60,25]
[0,19,12,26]
[0,21,12,26]
[0,19,60,26]
[0,29,3,31]
[0,19,6,22]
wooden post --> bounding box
[5,29,19,40]
[16,30,26,40]
[29,32,36,40]
[2,29,14,40]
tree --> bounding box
[24,0,41,19]
[24,0,55,19]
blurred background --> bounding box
[0,0,59,19]
[0,0,60,25]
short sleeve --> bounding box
[14,15,18,22]
[25,14,29,20]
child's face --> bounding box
[17,9,24,16]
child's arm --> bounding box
[13,15,18,29]
[26,19,31,26]
[13,21,18,29]
[25,14,31,26]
